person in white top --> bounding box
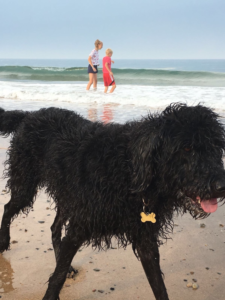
[86,39,103,91]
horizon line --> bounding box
[1,58,225,60]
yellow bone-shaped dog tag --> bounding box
[140,212,156,223]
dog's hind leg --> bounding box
[43,235,83,300]
[137,241,169,300]
[51,208,63,262]
[0,179,39,253]
[51,209,78,278]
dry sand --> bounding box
[0,136,225,300]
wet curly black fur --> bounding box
[1,103,225,300]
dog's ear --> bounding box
[129,123,161,193]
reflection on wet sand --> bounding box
[0,254,14,294]
[101,104,114,124]
[87,103,115,124]
[87,106,98,122]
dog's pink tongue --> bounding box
[200,198,218,213]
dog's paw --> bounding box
[66,265,78,279]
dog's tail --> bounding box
[0,108,28,135]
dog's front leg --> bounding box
[137,242,169,300]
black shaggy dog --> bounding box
[0,103,225,300]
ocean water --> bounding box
[0,59,225,122]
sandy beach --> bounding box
[0,135,224,300]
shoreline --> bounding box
[1,80,225,111]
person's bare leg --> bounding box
[93,74,97,89]
[109,85,116,93]
[104,86,108,93]
[86,73,94,90]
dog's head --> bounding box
[130,103,225,217]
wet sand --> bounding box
[0,137,225,300]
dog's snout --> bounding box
[211,177,225,193]
[215,181,225,192]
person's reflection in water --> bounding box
[101,104,114,124]
[0,254,14,293]
[87,105,98,122]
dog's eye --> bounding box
[184,147,192,152]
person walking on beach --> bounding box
[102,48,116,93]
[86,39,103,91]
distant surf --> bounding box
[1,65,225,87]
[1,59,225,113]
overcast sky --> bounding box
[0,0,224,59]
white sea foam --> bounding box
[0,81,225,113]
[31,67,66,71]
